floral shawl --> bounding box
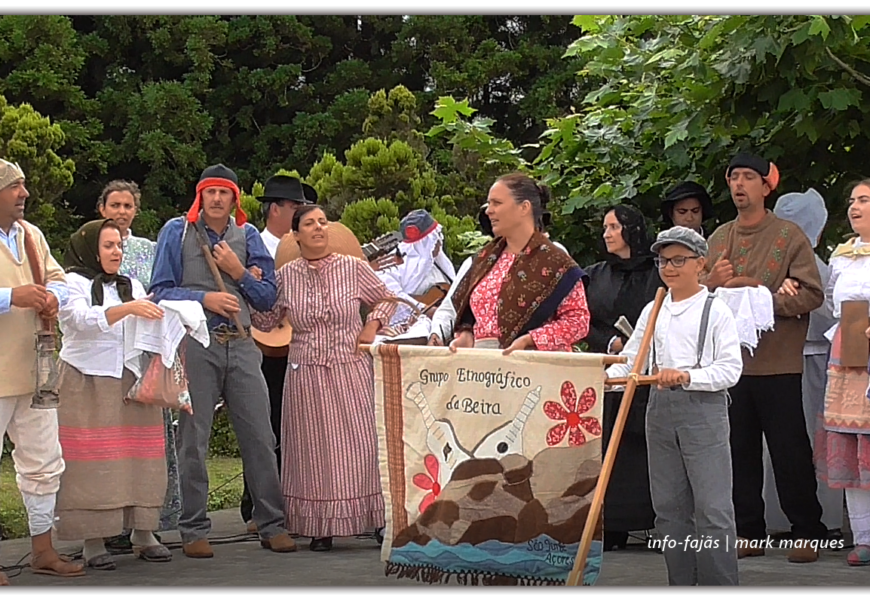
[451,231,587,347]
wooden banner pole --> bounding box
[566,287,667,586]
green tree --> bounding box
[537,15,870,256]
[0,94,78,254]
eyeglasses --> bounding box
[654,255,699,269]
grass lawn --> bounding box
[0,456,244,540]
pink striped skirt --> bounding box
[281,357,385,538]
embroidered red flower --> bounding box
[541,267,551,277]
[544,381,602,447]
[412,454,441,513]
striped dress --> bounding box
[252,253,396,538]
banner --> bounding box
[372,345,606,586]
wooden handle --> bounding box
[604,375,658,387]
[567,287,667,586]
[201,243,247,338]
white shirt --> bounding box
[430,256,473,340]
[824,238,870,340]
[59,272,147,378]
[259,228,282,260]
[606,287,743,393]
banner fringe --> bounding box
[384,561,567,586]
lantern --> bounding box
[31,328,60,410]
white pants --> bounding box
[1,394,65,536]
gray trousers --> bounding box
[178,334,287,544]
[646,387,739,586]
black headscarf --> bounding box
[64,219,134,306]
[603,205,655,271]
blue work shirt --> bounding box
[0,222,69,314]
[148,216,277,329]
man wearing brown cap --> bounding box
[150,164,296,557]
[704,151,827,562]
[0,159,84,582]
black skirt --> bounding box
[601,389,656,533]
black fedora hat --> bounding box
[256,175,318,205]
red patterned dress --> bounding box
[468,251,590,351]
[251,254,396,538]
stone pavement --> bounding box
[1,509,867,586]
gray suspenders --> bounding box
[651,293,715,375]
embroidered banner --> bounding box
[372,345,606,586]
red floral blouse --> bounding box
[468,251,591,351]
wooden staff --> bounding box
[566,287,667,587]
[193,225,247,337]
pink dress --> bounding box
[468,251,591,350]
[251,254,396,538]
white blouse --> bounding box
[826,239,870,327]
[606,287,744,393]
[59,271,147,378]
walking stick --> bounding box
[192,224,247,337]
[566,286,667,586]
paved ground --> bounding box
[1,509,867,587]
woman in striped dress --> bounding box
[252,205,397,552]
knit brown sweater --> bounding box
[705,210,823,376]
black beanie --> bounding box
[727,153,770,178]
[199,163,239,186]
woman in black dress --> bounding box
[584,205,663,551]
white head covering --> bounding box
[773,188,828,248]
[395,224,457,294]
[0,159,25,192]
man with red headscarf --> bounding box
[149,164,296,558]
[703,152,826,563]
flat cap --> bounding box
[650,226,708,257]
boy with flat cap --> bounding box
[608,226,742,585]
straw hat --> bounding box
[275,221,364,270]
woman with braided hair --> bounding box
[584,204,663,551]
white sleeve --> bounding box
[825,257,842,320]
[605,301,653,380]
[684,300,744,392]
[132,278,147,300]
[430,257,472,339]
[58,273,112,334]
[376,268,424,310]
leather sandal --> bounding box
[85,553,116,571]
[30,552,87,577]
[133,544,173,562]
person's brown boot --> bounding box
[246,520,257,535]
[788,542,819,563]
[260,532,298,553]
[736,538,765,559]
[182,539,214,558]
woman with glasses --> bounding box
[583,205,663,551]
